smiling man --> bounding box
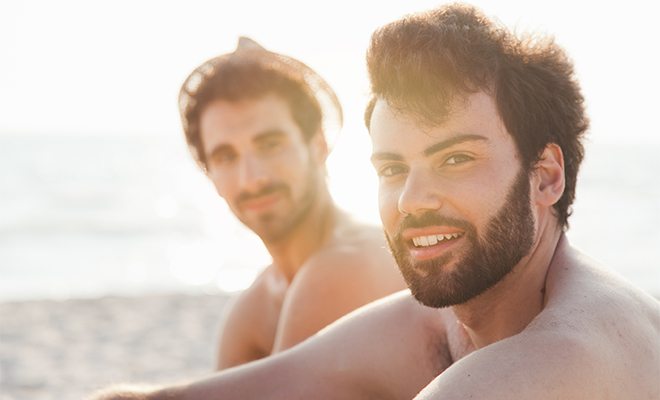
[372,92,539,314]
[92,4,659,399]
[177,38,405,369]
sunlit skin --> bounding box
[197,94,405,368]
[91,92,660,400]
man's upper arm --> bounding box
[414,331,601,399]
[271,252,393,352]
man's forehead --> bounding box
[199,95,303,158]
[201,96,296,135]
[369,93,511,156]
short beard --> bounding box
[386,168,535,308]
[237,159,319,244]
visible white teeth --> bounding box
[411,232,463,247]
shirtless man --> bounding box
[93,4,660,399]
[177,38,404,369]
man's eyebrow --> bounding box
[207,143,234,158]
[371,152,404,163]
[253,129,286,142]
[422,134,488,157]
[371,134,488,163]
[206,129,287,157]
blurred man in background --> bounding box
[177,37,405,369]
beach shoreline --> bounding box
[0,292,232,400]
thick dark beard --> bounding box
[386,168,535,308]
[237,158,319,244]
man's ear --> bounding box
[532,143,565,207]
[309,129,329,164]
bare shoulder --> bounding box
[300,215,403,287]
[530,243,660,395]
[297,223,401,289]
[271,217,405,351]
[416,242,660,399]
[541,241,660,327]
[535,241,660,355]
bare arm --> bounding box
[89,292,434,400]
[89,327,361,400]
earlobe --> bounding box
[533,143,565,207]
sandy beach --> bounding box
[0,293,232,400]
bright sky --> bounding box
[2,0,659,141]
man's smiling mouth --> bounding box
[411,232,464,247]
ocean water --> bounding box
[0,134,658,301]
[0,134,270,301]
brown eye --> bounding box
[379,164,408,177]
[210,150,237,166]
[445,154,473,166]
[259,138,282,151]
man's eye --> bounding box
[258,138,283,152]
[444,154,473,166]
[379,165,408,177]
[210,151,236,166]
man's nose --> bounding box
[397,169,443,216]
[238,153,270,193]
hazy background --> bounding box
[1,0,659,300]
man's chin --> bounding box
[408,279,482,309]
[402,260,491,308]
[252,225,286,242]
[249,217,300,243]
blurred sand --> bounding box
[0,293,232,400]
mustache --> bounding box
[236,183,289,205]
[395,211,474,237]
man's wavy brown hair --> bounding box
[179,39,342,172]
[364,3,589,229]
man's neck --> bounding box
[265,187,339,282]
[452,224,564,349]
